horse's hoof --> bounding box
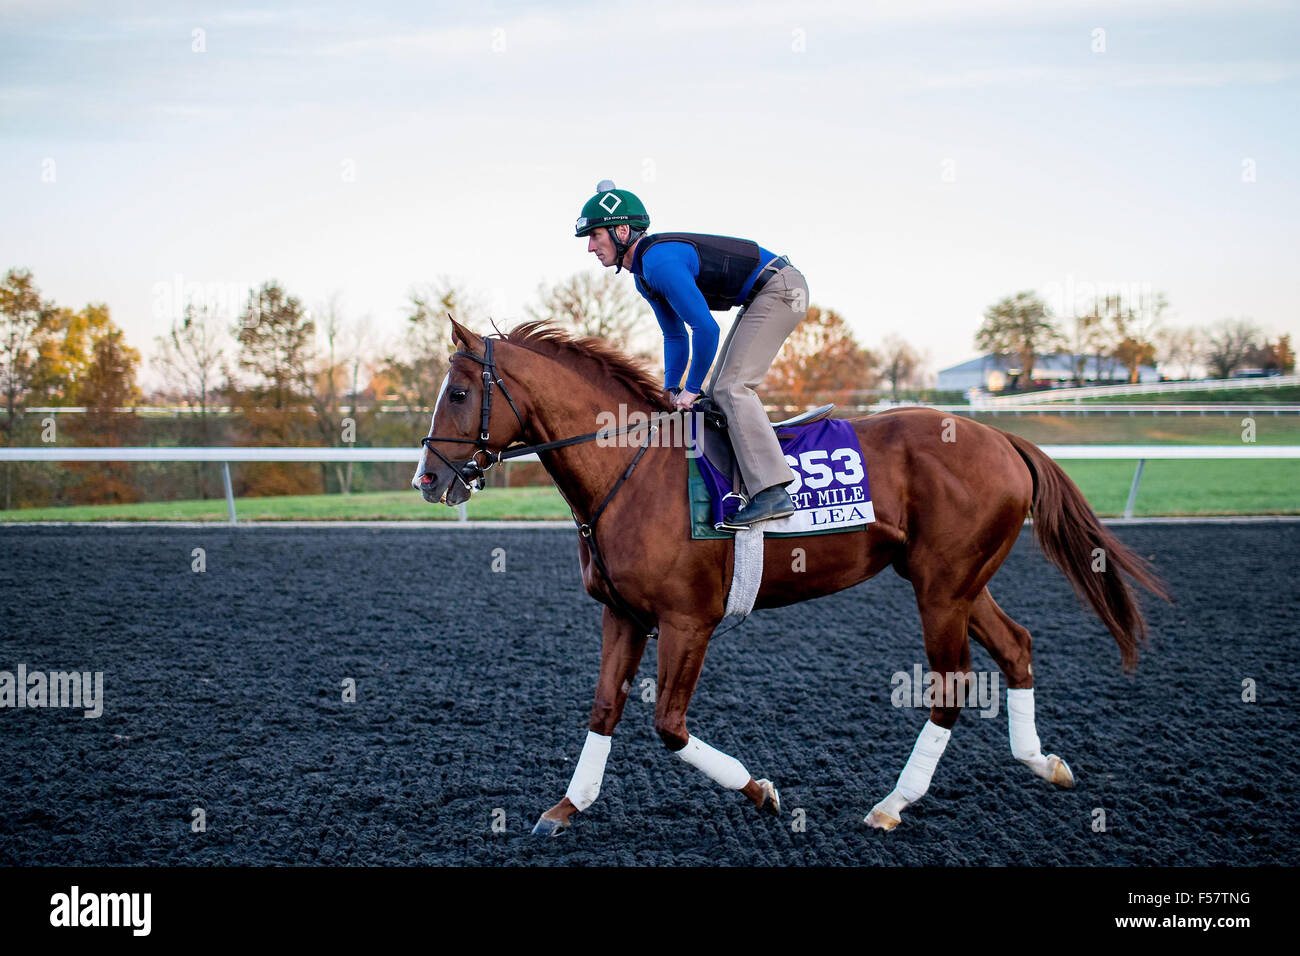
[755,778,781,815]
[864,808,901,831]
[531,816,570,837]
[1046,754,1075,789]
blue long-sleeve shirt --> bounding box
[632,239,776,393]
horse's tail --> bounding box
[1000,430,1170,672]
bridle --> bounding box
[418,335,685,638]
[419,337,527,492]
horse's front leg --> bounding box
[654,614,781,815]
[531,606,649,836]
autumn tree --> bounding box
[764,305,879,405]
[65,323,143,504]
[975,291,1063,389]
[0,269,57,508]
[29,303,114,405]
[1108,291,1167,383]
[1242,334,1295,374]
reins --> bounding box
[420,336,680,638]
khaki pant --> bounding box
[704,264,808,494]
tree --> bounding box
[379,280,483,414]
[153,301,226,439]
[65,323,143,504]
[526,271,654,361]
[1203,319,1261,379]
[1244,334,1295,374]
[235,281,316,410]
[231,281,319,496]
[878,334,921,400]
[28,303,114,405]
[308,293,379,493]
[0,268,56,508]
[1276,334,1296,374]
[1157,326,1202,380]
[974,291,1062,389]
[1109,291,1167,383]
[1113,336,1157,384]
[764,305,879,405]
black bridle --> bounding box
[419,337,528,492]
[418,335,685,637]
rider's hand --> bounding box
[673,389,699,410]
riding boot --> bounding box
[719,484,796,529]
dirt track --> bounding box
[1,523,1295,866]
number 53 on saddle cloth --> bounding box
[688,416,874,540]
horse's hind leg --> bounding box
[654,615,780,815]
[968,587,1075,788]
[866,598,971,830]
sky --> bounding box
[2,0,1298,388]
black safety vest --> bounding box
[630,232,763,311]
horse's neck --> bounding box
[513,356,666,521]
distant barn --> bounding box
[937,353,1160,393]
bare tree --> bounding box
[153,302,226,439]
[1203,318,1261,379]
[381,279,486,415]
[878,334,921,400]
[527,271,654,360]
[1156,326,1202,381]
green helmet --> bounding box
[574,180,650,237]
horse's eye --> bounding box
[449,388,468,403]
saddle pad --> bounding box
[688,417,874,539]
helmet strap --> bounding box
[610,226,645,274]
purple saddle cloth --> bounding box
[690,415,874,534]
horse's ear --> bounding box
[447,314,482,352]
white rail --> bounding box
[972,373,1300,407]
[0,445,1295,522]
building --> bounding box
[936,353,1160,393]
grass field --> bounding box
[2,459,1296,520]
[965,412,1300,446]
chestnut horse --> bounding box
[413,318,1167,835]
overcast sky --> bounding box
[2,0,1297,386]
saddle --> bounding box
[692,396,835,497]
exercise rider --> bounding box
[575,179,809,528]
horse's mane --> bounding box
[503,321,671,411]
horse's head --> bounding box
[412,317,528,507]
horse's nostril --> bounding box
[420,474,434,484]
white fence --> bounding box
[971,373,1300,407]
[1,445,1297,522]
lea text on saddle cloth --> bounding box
[695,418,874,533]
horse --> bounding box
[412,317,1169,835]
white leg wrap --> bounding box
[1008,687,1051,777]
[675,734,751,790]
[873,720,951,820]
[564,731,612,811]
